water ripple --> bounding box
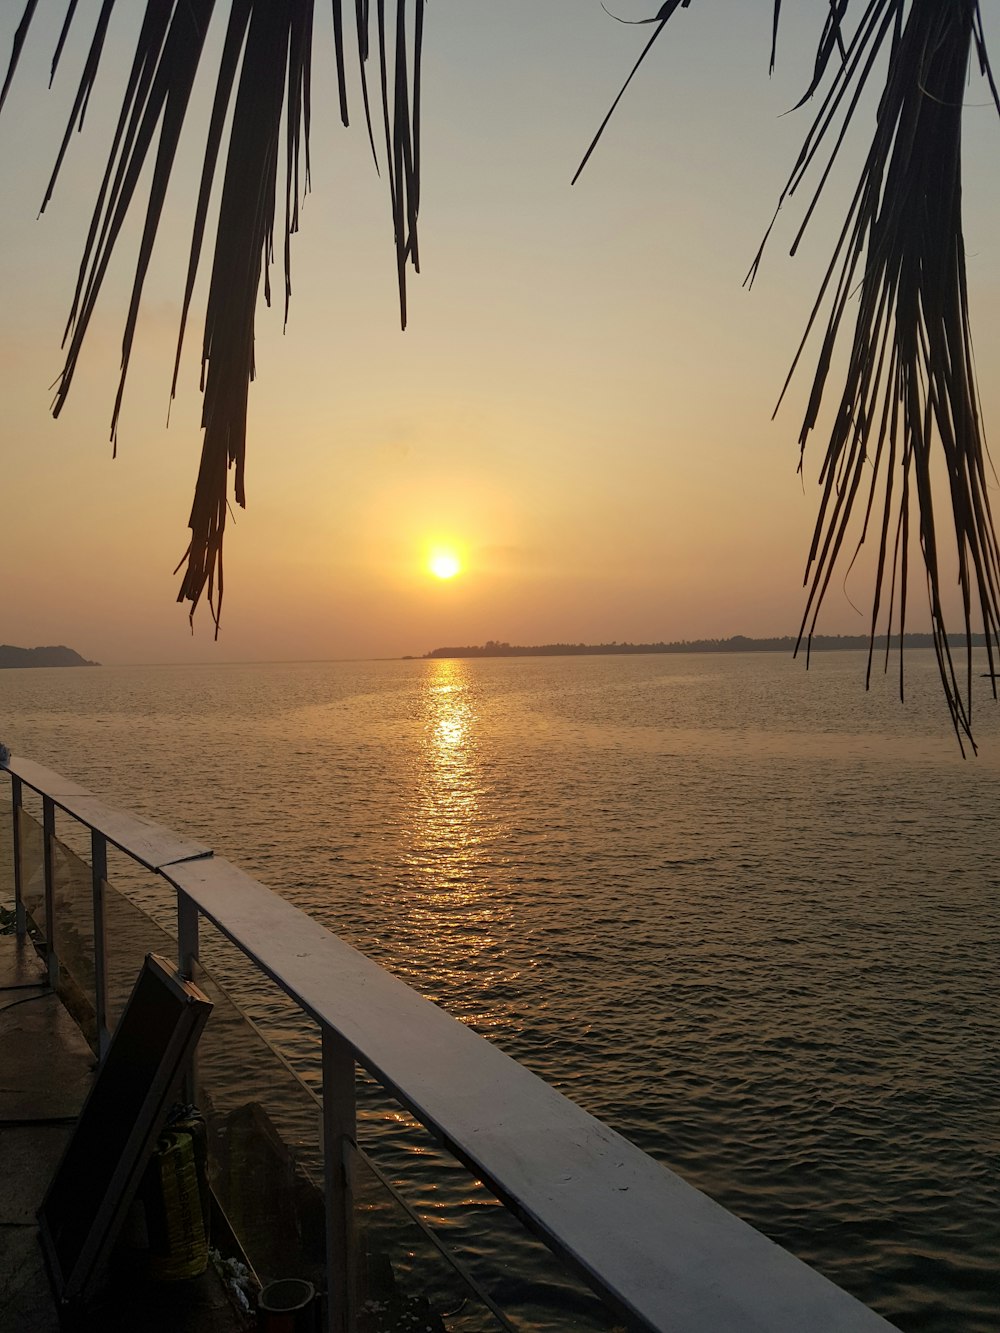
[2,652,998,1330]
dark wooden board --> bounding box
[38,953,211,1305]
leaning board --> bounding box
[38,953,212,1305]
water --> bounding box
[2,650,998,1330]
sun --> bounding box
[428,550,462,580]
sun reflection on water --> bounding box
[395,659,518,1034]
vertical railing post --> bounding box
[42,795,58,988]
[91,830,111,1062]
[10,774,25,938]
[177,890,200,980]
[177,890,200,1104]
[322,1027,357,1333]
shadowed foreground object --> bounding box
[1,1,998,743]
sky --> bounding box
[1,2,998,664]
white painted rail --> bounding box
[1,752,894,1332]
[7,756,212,870]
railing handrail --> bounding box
[2,752,893,1332]
[7,755,212,870]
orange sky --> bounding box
[2,3,998,664]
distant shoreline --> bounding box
[0,644,98,669]
[417,633,990,660]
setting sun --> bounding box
[428,550,462,580]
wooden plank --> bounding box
[60,795,211,870]
[164,856,891,1333]
[3,755,91,799]
[3,755,211,870]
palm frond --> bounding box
[582,0,999,748]
[1,0,424,629]
[0,1,39,114]
[572,0,691,186]
[770,0,1000,752]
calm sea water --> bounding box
[2,651,998,1330]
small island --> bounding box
[0,644,98,669]
[421,633,990,659]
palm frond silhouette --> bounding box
[3,0,422,630]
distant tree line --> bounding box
[422,634,992,660]
[0,644,96,668]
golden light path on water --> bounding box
[398,659,519,1036]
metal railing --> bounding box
[2,751,893,1333]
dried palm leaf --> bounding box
[580,1,999,749]
[757,0,1000,752]
[1,0,424,629]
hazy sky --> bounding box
[2,3,998,664]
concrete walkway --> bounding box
[0,934,88,1332]
[0,934,246,1332]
